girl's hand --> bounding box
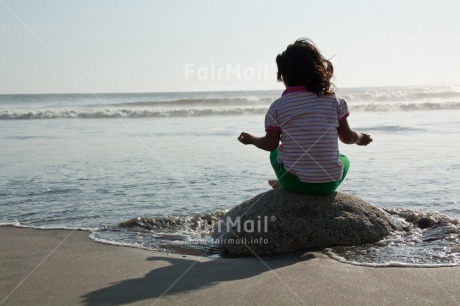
[356,133,372,146]
[238,132,255,145]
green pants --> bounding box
[270,150,350,195]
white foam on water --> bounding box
[324,249,460,268]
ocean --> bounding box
[1,85,459,267]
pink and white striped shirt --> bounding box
[265,86,349,183]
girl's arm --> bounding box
[238,130,281,151]
[337,118,372,146]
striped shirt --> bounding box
[265,86,349,183]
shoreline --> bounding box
[6,224,459,268]
[1,227,460,305]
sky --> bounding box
[0,0,459,94]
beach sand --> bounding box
[1,227,459,306]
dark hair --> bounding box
[276,38,334,96]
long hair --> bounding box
[276,38,335,96]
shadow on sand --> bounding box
[82,251,315,305]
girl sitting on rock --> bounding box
[238,38,372,195]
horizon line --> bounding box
[0,83,458,96]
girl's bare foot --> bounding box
[268,179,281,190]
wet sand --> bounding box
[1,226,459,305]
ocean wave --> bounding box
[1,221,95,231]
[350,101,460,112]
[110,97,274,108]
[324,250,460,268]
[340,87,460,103]
[89,207,460,266]
[2,86,460,109]
[0,107,268,119]
[118,211,227,234]
[91,89,460,107]
[326,208,460,267]
[4,206,460,266]
[362,125,425,132]
[91,211,228,256]
[1,101,460,119]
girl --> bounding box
[238,38,372,195]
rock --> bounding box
[212,189,397,255]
